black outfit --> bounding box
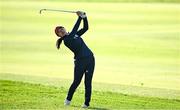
[63,16,95,106]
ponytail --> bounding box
[56,38,63,49]
[55,26,64,50]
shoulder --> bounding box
[63,35,73,42]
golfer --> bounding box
[55,11,95,108]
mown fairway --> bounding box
[1,80,180,109]
[0,0,180,109]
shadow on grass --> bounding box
[88,106,110,110]
[72,105,109,110]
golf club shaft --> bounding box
[40,9,76,14]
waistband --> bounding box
[74,54,94,61]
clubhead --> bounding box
[39,9,46,14]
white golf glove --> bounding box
[80,11,86,18]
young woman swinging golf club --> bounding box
[55,11,95,108]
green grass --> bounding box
[1,73,180,100]
[1,1,180,90]
[1,80,180,109]
[0,0,180,109]
[3,0,180,3]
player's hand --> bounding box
[80,11,86,18]
[76,11,86,18]
[76,11,81,17]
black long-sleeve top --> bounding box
[63,17,93,59]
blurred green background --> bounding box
[0,0,180,100]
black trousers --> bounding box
[66,55,95,106]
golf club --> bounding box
[39,9,77,14]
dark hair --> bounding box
[55,26,64,49]
[56,37,63,49]
[55,26,64,37]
